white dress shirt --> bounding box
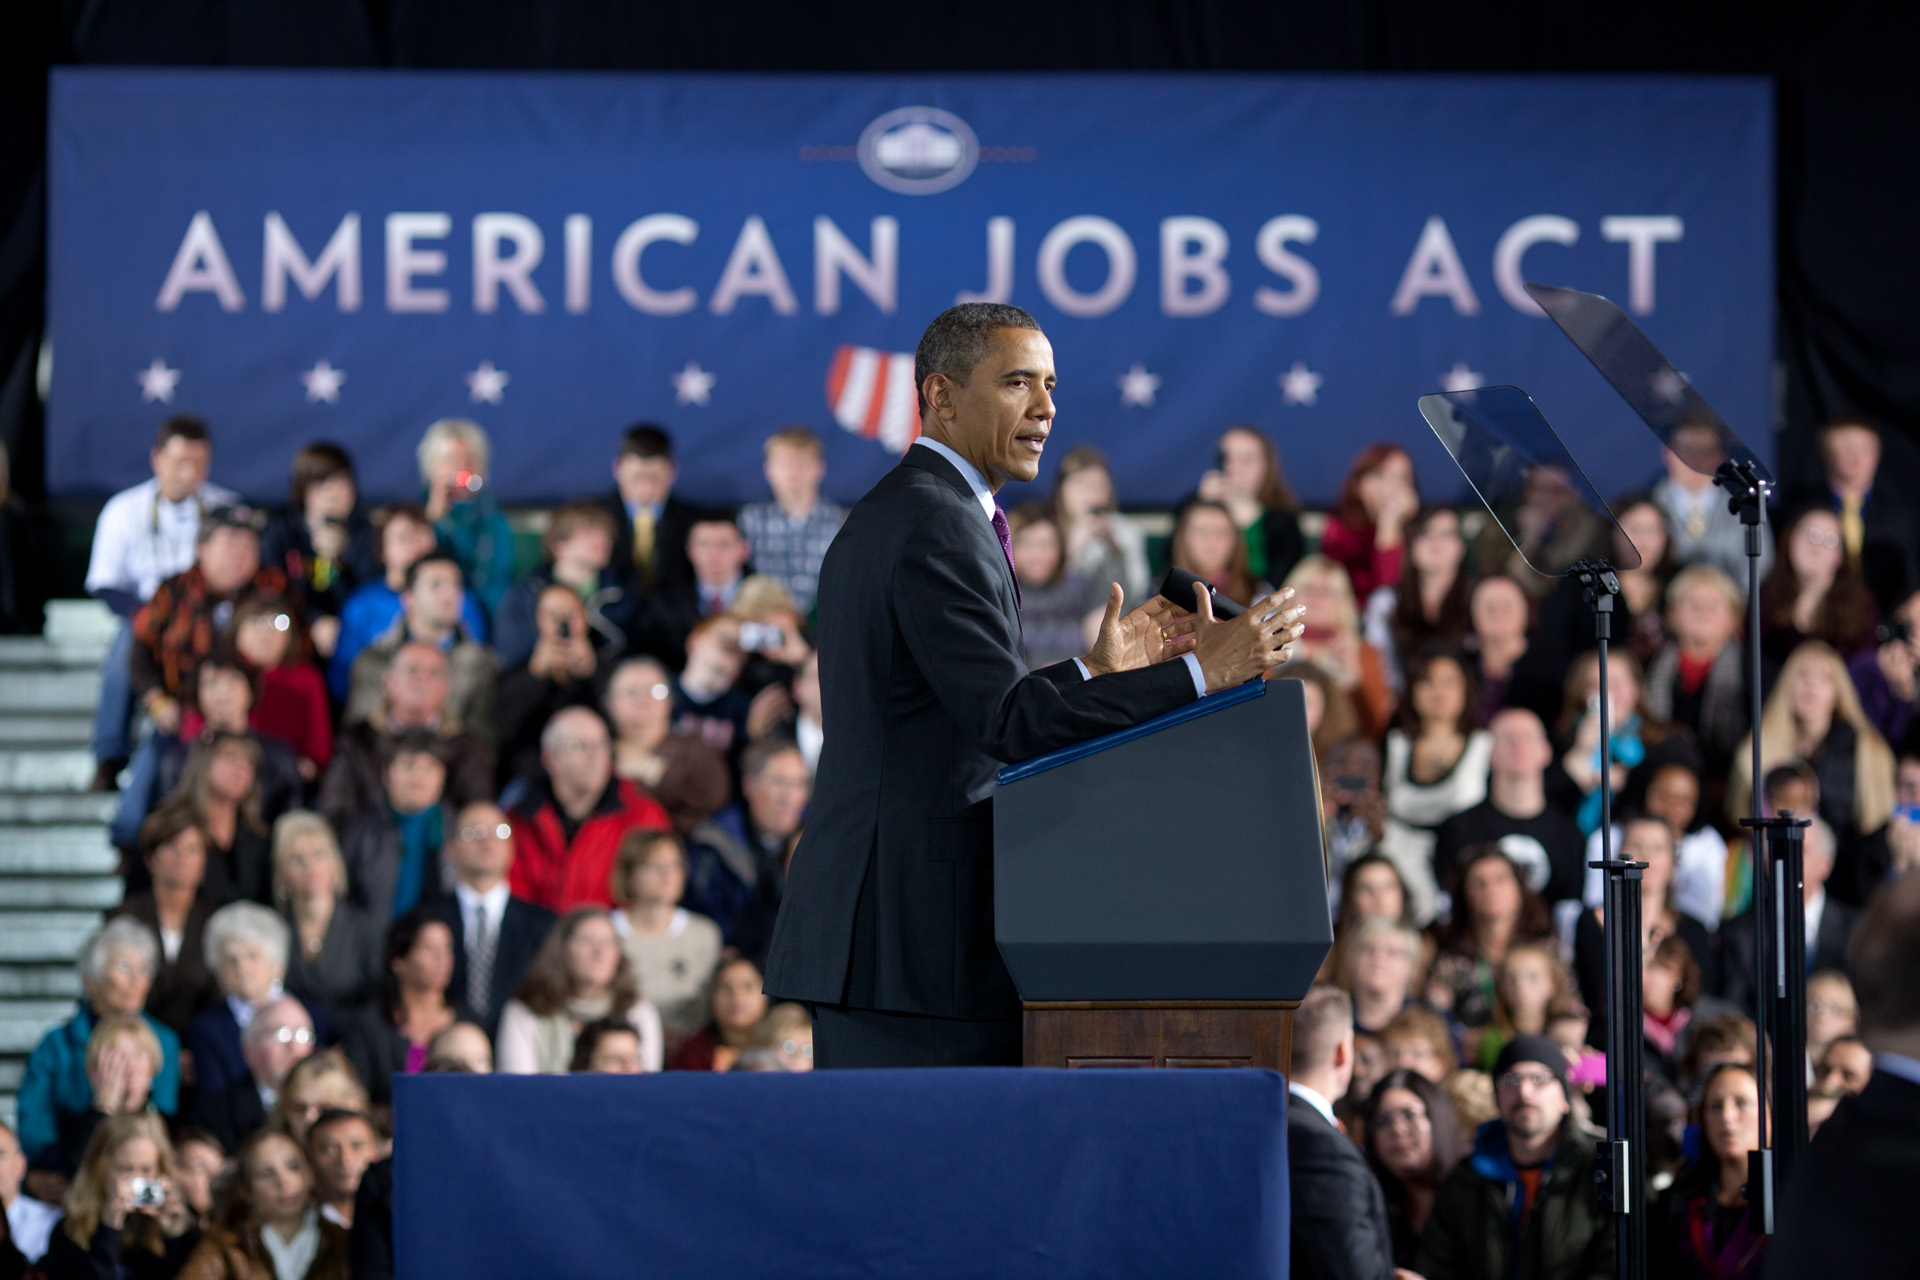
[910,438,1206,698]
[6,1194,61,1263]
[84,476,238,602]
[795,714,824,772]
[229,980,285,1033]
[1804,887,1826,956]
[454,879,511,951]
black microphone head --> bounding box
[1159,567,1245,619]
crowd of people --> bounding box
[2,406,1916,1279]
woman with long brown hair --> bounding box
[1167,499,1261,609]
[39,1113,198,1279]
[1366,506,1472,693]
[176,1127,348,1279]
[495,909,663,1075]
[1320,443,1419,600]
[1360,1069,1468,1269]
[1193,425,1304,589]
[1050,445,1151,603]
[1759,505,1877,667]
[1425,847,1554,1029]
[169,730,273,904]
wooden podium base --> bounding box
[1022,1000,1297,1072]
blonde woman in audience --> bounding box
[496,909,663,1075]
[269,1052,370,1148]
[668,955,768,1072]
[39,1114,197,1279]
[1379,1008,1458,1085]
[176,1127,347,1280]
[272,813,382,1023]
[1471,942,1579,1072]
[609,830,723,1046]
[1281,555,1392,736]
[1338,918,1425,1037]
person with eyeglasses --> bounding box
[1417,1035,1612,1280]
[189,997,316,1154]
[425,802,557,1039]
[185,904,329,1101]
[1360,1068,1468,1271]
[602,656,731,835]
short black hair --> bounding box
[914,303,1042,417]
[288,441,355,508]
[402,552,464,594]
[569,1017,642,1072]
[155,415,210,451]
[619,424,674,461]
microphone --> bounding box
[1159,567,1245,619]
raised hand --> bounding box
[1081,583,1199,676]
[1190,585,1305,694]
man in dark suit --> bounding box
[427,800,557,1038]
[1714,815,1858,1009]
[190,995,313,1152]
[1793,418,1920,613]
[1287,986,1395,1280]
[763,303,1302,1068]
[605,424,701,651]
[1766,871,1920,1275]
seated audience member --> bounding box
[189,996,316,1154]
[346,553,497,743]
[1284,986,1394,1280]
[1380,1008,1460,1085]
[1651,1063,1769,1280]
[226,594,332,781]
[1584,754,1727,930]
[33,1016,167,1180]
[1417,1036,1612,1280]
[736,426,847,616]
[1815,1033,1874,1097]
[1382,648,1491,895]
[1644,565,1750,783]
[496,910,663,1075]
[1574,818,1712,1046]
[346,1153,392,1280]
[508,707,671,912]
[1168,498,1267,610]
[697,738,810,951]
[568,1018,648,1074]
[647,515,754,660]
[492,500,632,670]
[1652,423,1769,584]
[1471,943,1577,1074]
[1464,573,1559,727]
[1803,417,1920,613]
[1286,661,1365,772]
[670,617,755,761]
[158,731,277,906]
[1727,640,1895,847]
[1318,740,1389,917]
[1543,494,1673,669]
[1360,1069,1468,1272]
[1,1119,60,1266]
[752,1002,815,1072]
[1320,443,1418,601]
[1550,648,1678,837]
[177,1126,348,1279]
[495,584,613,788]
[1339,918,1425,1037]
[417,418,514,620]
[1441,1068,1498,1135]
[1759,506,1877,669]
[306,1110,380,1231]
[1321,852,1418,985]
[317,642,493,830]
[1006,504,1103,670]
[1190,426,1304,593]
[1675,1015,1756,1097]
[1051,445,1150,604]
[1434,709,1586,908]
[17,921,181,1180]
[1805,968,1859,1066]
[1477,466,1604,600]
[37,1114,198,1279]
[1426,848,1555,1029]
[111,807,221,1036]
[427,802,557,1039]
[610,829,724,1042]
[187,904,327,1098]
[258,441,379,660]
[273,812,382,1021]
[1716,816,1856,1011]
[270,1052,371,1149]
[424,1023,494,1074]
[339,733,454,923]
[1285,555,1393,737]
[1364,506,1472,693]
[746,647,824,775]
[337,911,470,1106]
[1850,586,1920,746]
[84,416,236,790]
[669,955,768,1072]
[329,504,489,699]
[604,424,699,613]
[724,575,813,710]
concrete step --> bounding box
[0,913,105,964]
[44,598,119,649]
[0,794,118,824]
[0,968,84,999]
[0,716,93,746]
[0,748,95,792]
[0,1061,24,1093]
[0,877,124,910]
[0,636,109,669]
[0,826,119,873]
[0,1000,74,1054]
[0,670,102,714]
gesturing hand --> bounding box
[1081,584,1199,677]
[1189,585,1305,694]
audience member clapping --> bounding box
[271,1051,372,1148]
[496,584,614,787]
[317,642,494,831]
[1364,505,1471,693]
[190,996,315,1154]
[1050,445,1150,604]
[1426,848,1554,1029]
[186,903,324,1098]
[1359,1068,1467,1271]
[177,1126,348,1279]
[1320,443,1418,601]
[1168,499,1262,610]
[496,909,663,1075]
[337,910,468,1105]
[258,442,379,660]
[339,732,453,923]
[609,829,723,1046]
[1193,426,1305,593]
[328,504,489,699]
[669,955,768,1072]
[272,812,382,1021]
[226,594,332,781]
[38,1114,198,1280]
[111,807,221,1036]
[735,426,847,616]
[306,1110,382,1231]
[418,419,514,620]
[1760,506,1877,668]
[427,802,557,1038]
[493,500,632,670]
[345,553,497,744]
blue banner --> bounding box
[48,71,1772,508]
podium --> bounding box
[994,677,1331,1071]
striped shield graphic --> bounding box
[826,344,922,454]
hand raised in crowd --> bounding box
[530,591,598,682]
[147,692,181,736]
[1187,585,1305,694]
[1889,808,1920,876]
[747,682,794,739]
[1081,583,1200,677]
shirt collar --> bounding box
[1288,1080,1339,1129]
[229,981,284,1030]
[913,437,997,521]
[455,879,510,924]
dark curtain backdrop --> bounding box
[6,0,1918,510]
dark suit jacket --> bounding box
[762,445,1197,1020]
[340,802,458,925]
[606,491,701,649]
[1765,1069,1920,1278]
[189,1075,269,1153]
[110,893,220,1037]
[282,902,385,1019]
[425,889,557,1037]
[1712,896,1859,1011]
[1288,1094,1396,1280]
[184,996,331,1098]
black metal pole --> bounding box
[1769,813,1811,1177]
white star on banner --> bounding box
[1439,361,1485,393]
[137,359,180,404]
[1278,362,1323,407]
[300,359,346,405]
[1116,363,1161,408]
[465,361,509,405]
[672,362,716,406]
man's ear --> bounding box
[922,373,954,426]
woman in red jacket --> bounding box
[228,594,333,782]
[1320,444,1420,601]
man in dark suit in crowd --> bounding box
[763,302,1302,1068]
[1714,815,1857,1009]
[605,425,700,640]
[1287,986,1395,1280]
[190,995,313,1152]
[1793,418,1920,613]
[1766,871,1920,1275]
[428,801,557,1038]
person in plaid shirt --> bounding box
[735,427,845,617]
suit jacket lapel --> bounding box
[898,446,1021,615]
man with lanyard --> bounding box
[84,416,236,791]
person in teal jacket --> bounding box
[419,418,516,621]
[16,918,181,1168]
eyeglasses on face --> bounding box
[1498,1069,1558,1093]
[780,1039,815,1060]
[267,1026,315,1047]
[458,823,512,842]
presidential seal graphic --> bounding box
[858,106,979,195]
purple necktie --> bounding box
[991,504,1022,609]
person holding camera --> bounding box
[490,501,635,670]
[258,443,378,662]
[416,419,514,621]
[495,585,614,790]
[1847,587,1920,746]
[39,1114,199,1280]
